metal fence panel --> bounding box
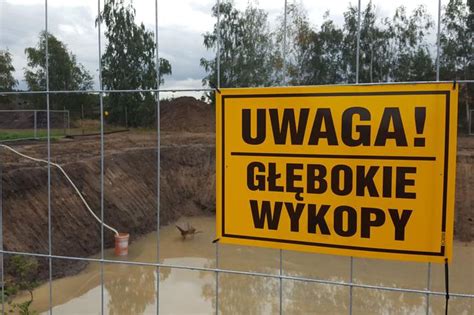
[0,0,472,314]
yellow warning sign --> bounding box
[216,83,458,263]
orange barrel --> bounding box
[114,233,129,256]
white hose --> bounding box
[0,144,119,236]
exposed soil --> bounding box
[1,131,215,280]
[160,97,215,133]
[1,96,473,282]
[455,136,474,241]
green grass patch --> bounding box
[0,129,65,141]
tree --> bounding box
[467,0,474,132]
[100,0,171,127]
[24,32,93,92]
[274,3,315,85]
[201,0,274,92]
[305,12,345,85]
[340,2,435,83]
[469,0,474,32]
[341,4,360,83]
[0,49,17,105]
[386,5,435,81]
[439,0,472,80]
[440,0,473,132]
[0,50,17,91]
[24,32,94,115]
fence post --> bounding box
[282,0,288,86]
[355,0,361,85]
[154,0,161,313]
[125,106,128,128]
[436,0,441,81]
[350,0,362,313]
[67,110,70,135]
[215,1,221,314]
[96,0,106,314]
[426,263,431,314]
[280,1,288,314]
[0,148,4,315]
[34,110,37,139]
[43,0,54,313]
[470,110,474,135]
[63,107,67,136]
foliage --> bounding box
[385,5,435,81]
[0,50,17,91]
[24,32,93,92]
[100,0,172,127]
[24,32,94,117]
[0,49,18,105]
[5,255,39,315]
[339,1,434,83]
[440,0,473,132]
[274,3,315,85]
[306,14,345,85]
[202,0,472,129]
[440,0,472,80]
[200,0,274,92]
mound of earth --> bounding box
[160,97,214,132]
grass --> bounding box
[0,126,130,142]
[0,129,65,141]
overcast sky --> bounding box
[1,0,442,94]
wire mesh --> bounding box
[0,0,472,314]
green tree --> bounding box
[440,0,473,132]
[351,2,393,83]
[341,4,360,83]
[24,32,93,92]
[24,32,94,117]
[0,50,17,91]
[201,0,274,92]
[467,0,474,133]
[274,3,315,85]
[469,0,474,32]
[386,5,435,81]
[440,0,472,80]
[100,0,171,127]
[340,2,435,83]
[0,49,17,105]
[305,12,345,85]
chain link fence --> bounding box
[0,0,473,314]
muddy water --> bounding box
[13,217,474,314]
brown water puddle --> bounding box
[12,217,474,314]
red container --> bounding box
[114,233,129,256]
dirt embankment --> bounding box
[1,97,215,279]
[1,96,474,280]
[455,137,474,241]
[2,136,215,279]
[160,97,215,133]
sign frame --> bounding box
[216,83,458,263]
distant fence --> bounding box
[0,109,70,141]
[470,110,474,136]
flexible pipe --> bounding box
[0,144,119,236]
